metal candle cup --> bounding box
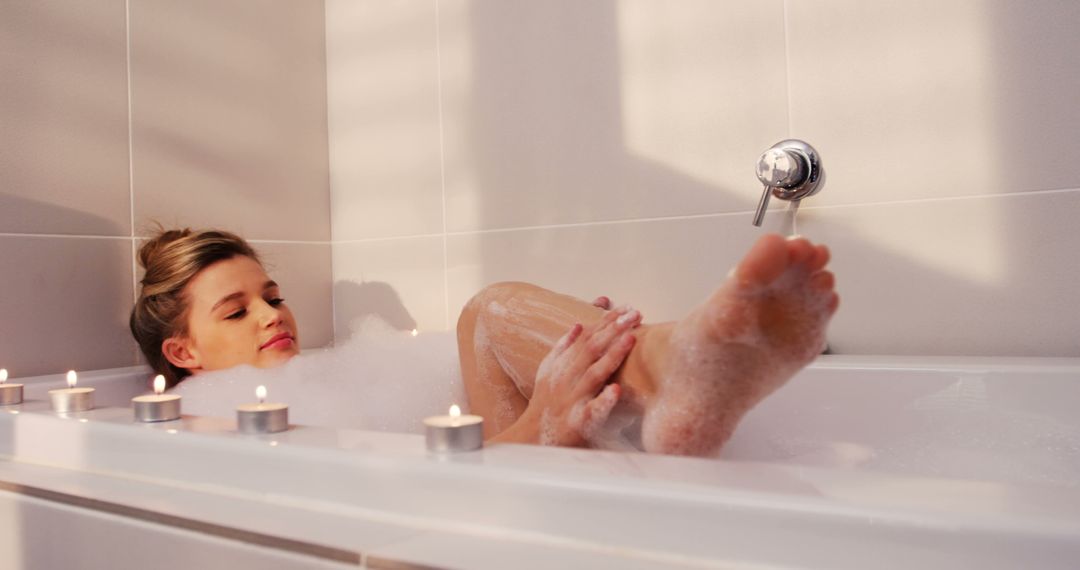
[49,371,94,413]
[424,405,484,453]
[237,385,288,434]
[0,369,23,406]
[132,375,181,422]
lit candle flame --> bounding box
[449,404,461,418]
[411,329,419,337]
[256,385,267,404]
[0,369,7,384]
[66,370,77,389]
[153,375,166,395]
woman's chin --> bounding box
[258,346,300,368]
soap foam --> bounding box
[171,316,464,433]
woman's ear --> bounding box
[162,337,201,372]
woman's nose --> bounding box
[259,301,285,328]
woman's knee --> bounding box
[457,281,534,337]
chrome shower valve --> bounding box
[752,139,825,227]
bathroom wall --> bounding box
[326,0,1080,357]
[0,0,333,377]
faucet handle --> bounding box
[751,139,825,227]
[756,148,808,190]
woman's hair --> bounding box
[130,228,259,386]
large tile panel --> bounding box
[446,215,768,328]
[130,0,330,241]
[0,236,135,377]
[448,188,1080,358]
[326,0,445,241]
[332,237,447,338]
[440,0,788,232]
[0,0,131,236]
[797,190,1080,357]
[255,242,334,349]
[787,0,1080,206]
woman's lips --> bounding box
[260,333,295,351]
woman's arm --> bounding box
[486,307,641,446]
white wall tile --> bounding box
[0,236,135,377]
[787,0,1080,207]
[0,0,131,236]
[326,0,444,240]
[797,189,1080,357]
[130,0,330,241]
[256,242,334,350]
[332,237,446,338]
[446,216,770,328]
[439,0,788,232]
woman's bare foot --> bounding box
[638,234,838,456]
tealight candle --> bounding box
[424,405,484,453]
[0,369,23,406]
[237,385,288,434]
[49,370,94,413]
[132,375,181,422]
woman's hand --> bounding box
[524,306,642,447]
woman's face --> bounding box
[167,255,300,374]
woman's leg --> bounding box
[456,282,657,439]
[459,234,839,456]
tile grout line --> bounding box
[327,185,1080,243]
[322,0,337,344]
[125,0,137,316]
[0,234,334,244]
[4,186,1077,245]
[782,0,794,138]
[435,0,451,331]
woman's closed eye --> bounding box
[226,308,247,320]
[268,297,285,307]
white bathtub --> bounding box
[1,355,1078,569]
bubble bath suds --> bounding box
[172,317,465,434]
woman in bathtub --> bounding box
[131,228,837,456]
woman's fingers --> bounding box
[574,332,635,399]
[571,307,641,370]
[581,383,622,439]
[552,323,584,355]
[591,296,612,310]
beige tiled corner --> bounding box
[0,236,135,377]
[446,215,769,327]
[0,0,131,236]
[439,0,788,232]
[796,190,1080,357]
[255,242,334,349]
[130,0,330,241]
[326,0,444,241]
[787,0,1080,207]
[332,237,447,339]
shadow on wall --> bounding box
[333,280,417,342]
[464,1,735,228]
[452,0,1078,357]
[0,194,134,376]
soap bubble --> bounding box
[172,316,464,434]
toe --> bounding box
[808,244,830,271]
[827,292,840,313]
[785,237,815,267]
[735,234,789,286]
[810,270,835,291]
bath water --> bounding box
[172,317,464,433]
